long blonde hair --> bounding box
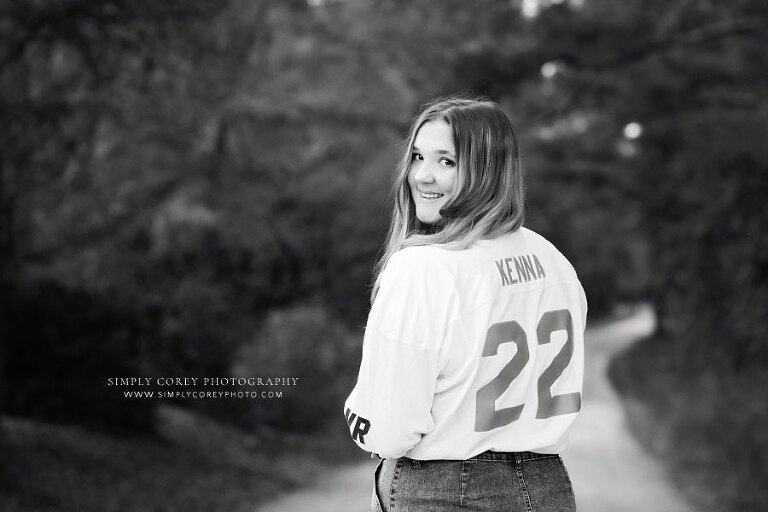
[372,94,525,301]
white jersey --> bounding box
[344,227,587,460]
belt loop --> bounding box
[411,458,422,468]
[514,452,522,468]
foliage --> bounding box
[610,335,768,511]
[230,304,361,432]
[4,280,156,432]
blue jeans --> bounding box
[372,451,576,512]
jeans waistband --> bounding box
[403,450,560,467]
[468,450,559,462]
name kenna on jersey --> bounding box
[495,253,546,287]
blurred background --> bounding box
[0,0,766,511]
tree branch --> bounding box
[564,17,768,71]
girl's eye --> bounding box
[411,153,423,162]
[439,157,456,167]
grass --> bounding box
[609,334,768,512]
[0,405,366,512]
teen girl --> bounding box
[345,95,587,511]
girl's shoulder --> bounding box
[386,245,456,278]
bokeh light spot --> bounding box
[623,122,643,139]
[541,61,559,78]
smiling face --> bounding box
[407,119,458,225]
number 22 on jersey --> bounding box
[475,309,581,432]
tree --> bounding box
[0,0,244,425]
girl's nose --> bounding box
[412,162,436,183]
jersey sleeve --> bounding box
[343,249,456,459]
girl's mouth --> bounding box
[419,190,444,200]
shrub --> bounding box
[610,335,768,512]
[230,304,361,432]
[4,281,156,433]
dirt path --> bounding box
[255,306,693,512]
[563,306,692,512]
